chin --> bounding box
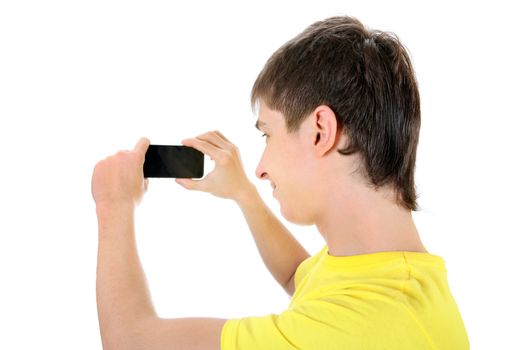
[280,203,315,226]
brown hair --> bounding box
[251,16,421,211]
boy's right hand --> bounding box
[175,131,255,202]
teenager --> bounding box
[92,15,469,349]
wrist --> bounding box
[96,201,136,241]
[234,183,258,207]
[96,200,135,217]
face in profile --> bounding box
[254,101,321,225]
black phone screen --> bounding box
[143,145,204,178]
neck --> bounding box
[315,179,427,257]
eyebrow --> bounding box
[255,120,267,131]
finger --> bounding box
[181,137,224,162]
[194,130,232,150]
[215,130,233,144]
[133,137,150,156]
[175,178,205,192]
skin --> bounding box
[91,100,426,349]
[252,100,427,256]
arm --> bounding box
[176,132,310,298]
[92,138,227,350]
[235,185,310,297]
[95,202,156,348]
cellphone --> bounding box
[143,145,204,178]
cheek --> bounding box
[268,141,307,186]
[267,142,286,166]
[281,152,309,190]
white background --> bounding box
[1,1,523,349]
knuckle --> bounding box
[225,150,237,163]
[216,152,229,164]
[226,148,236,158]
[226,146,237,157]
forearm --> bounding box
[236,185,310,288]
[96,202,157,347]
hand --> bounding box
[91,137,150,208]
[176,131,254,201]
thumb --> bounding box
[133,137,150,157]
[175,178,205,191]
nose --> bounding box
[255,156,268,181]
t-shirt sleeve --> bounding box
[221,313,290,350]
[221,310,327,350]
[220,296,435,350]
[220,300,358,350]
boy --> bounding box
[92,16,469,349]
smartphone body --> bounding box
[143,145,204,178]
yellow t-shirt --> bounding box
[221,245,469,349]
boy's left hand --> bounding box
[91,137,150,209]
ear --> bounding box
[309,105,339,157]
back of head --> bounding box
[251,16,421,211]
